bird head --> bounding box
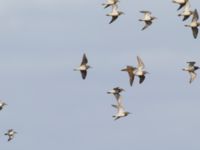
[119,11,125,16]
[143,71,149,75]
[125,112,131,116]
[87,65,92,69]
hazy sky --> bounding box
[0,0,200,150]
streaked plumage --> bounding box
[0,101,7,111]
[139,11,157,30]
[182,61,199,83]
[74,53,92,80]
[106,4,124,24]
[121,66,136,86]
[5,129,17,141]
[102,0,119,9]
[185,9,200,39]
[172,0,189,11]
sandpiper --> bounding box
[106,4,124,24]
[74,53,92,80]
[134,56,149,84]
[102,0,119,9]
[107,87,125,101]
[111,97,130,120]
[5,129,17,141]
[172,0,189,11]
[185,9,200,39]
[182,61,199,83]
[139,11,157,30]
[121,66,136,86]
[178,2,193,21]
[0,101,7,111]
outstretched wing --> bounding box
[139,75,146,84]
[109,16,118,24]
[80,70,87,79]
[81,53,88,65]
[192,9,199,22]
[191,27,198,39]
[187,61,196,67]
[137,56,145,69]
[142,21,152,30]
[189,72,196,83]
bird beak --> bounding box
[121,68,127,71]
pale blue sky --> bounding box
[0,0,200,150]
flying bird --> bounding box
[139,11,157,30]
[121,66,137,86]
[185,9,200,39]
[111,96,130,120]
[172,0,189,11]
[182,61,199,83]
[107,87,125,101]
[178,2,193,21]
[102,0,119,9]
[5,129,17,141]
[134,56,149,84]
[0,101,7,111]
[74,53,92,80]
[106,4,124,24]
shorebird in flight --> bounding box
[74,53,92,80]
[172,0,189,11]
[5,129,17,141]
[107,87,125,101]
[121,66,136,86]
[111,96,130,120]
[0,101,7,111]
[139,11,157,30]
[178,2,193,21]
[185,9,200,39]
[182,61,199,83]
[106,4,124,24]
[134,56,149,84]
[102,0,119,9]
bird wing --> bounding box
[142,21,152,30]
[109,16,118,24]
[189,72,196,83]
[137,56,145,69]
[191,27,198,39]
[111,3,118,11]
[187,61,196,67]
[182,15,190,21]
[177,3,185,11]
[81,53,88,65]
[80,70,87,79]
[192,9,199,22]
[111,104,118,109]
[139,75,146,84]
[140,10,151,14]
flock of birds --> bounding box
[74,53,199,120]
[0,101,17,141]
[103,0,200,38]
[73,0,199,120]
[0,0,199,143]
